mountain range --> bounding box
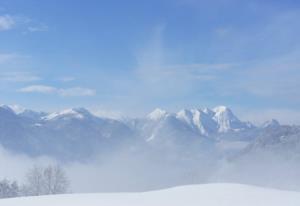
[0,104,297,160]
[1,104,300,191]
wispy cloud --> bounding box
[0,72,41,82]
[0,53,19,64]
[96,7,300,117]
[18,85,96,97]
[19,85,56,94]
[58,87,96,97]
[160,63,234,80]
[186,10,300,104]
[58,76,76,82]
[0,14,48,33]
[238,52,300,100]
[134,25,234,100]
[0,15,15,31]
[27,24,48,33]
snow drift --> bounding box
[1,183,300,206]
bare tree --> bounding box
[23,166,44,196]
[0,179,19,198]
[43,165,69,195]
[23,165,69,196]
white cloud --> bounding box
[0,14,49,34]
[58,76,76,82]
[134,24,234,101]
[18,85,96,97]
[137,25,235,82]
[19,85,56,94]
[27,24,48,32]
[0,53,19,64]
[234,51,300,102]
[0,72,41,82]
[58,87,96,97]
[0,15,15,31]
[160,63,234,79]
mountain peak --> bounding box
[71,107,92,115]
[202,108,214,116]
[213,106,232,114]
[211,106,252,132]
[44,108,92,121]
[0,104,16,114]
[148,108,168,120]
[262,119,280,128]
[213,106,236,121]
[176,109,194,125]
[0,104,25,114]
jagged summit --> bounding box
[0,104,257,133]
[0,104,15,113]
[146,106,253,136]
[212,106,246,132]
[213,105,231,113]
[176,109,194,125]
[0,103,298,162]
[147,108,168,120]
[202,107,214,116]
[0,104,26,114]
[262,119,280,128]
[44,107,93,121]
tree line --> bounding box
[0,165,69,199]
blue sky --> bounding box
[0,0,300,123]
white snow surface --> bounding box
[43,108,88,120]
[1,183,300,206]
[0,104,25,114]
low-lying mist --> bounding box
[1,144,300,193]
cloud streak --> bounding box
[59,77,76,82]
[0,53,19,64]
[27,24,48,33]
[18,85,96,97]
[0,72,41,82]
[59,87,96,97]
[0,15,15,31]
[0,13,49,34]
[129,24,238,114]
[19,85,56,94]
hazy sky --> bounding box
[0,0,300,123]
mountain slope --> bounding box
[0,104,293,162]
[0,106,135,160]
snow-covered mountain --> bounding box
[177,106,254,134]
[136,106,254,144]
[244,124,300,157]
[1,104,300,192]
[0,104,294,162]
[0,105,135,160]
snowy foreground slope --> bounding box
[1,184,300,206]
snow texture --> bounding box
[1,184,300,206]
